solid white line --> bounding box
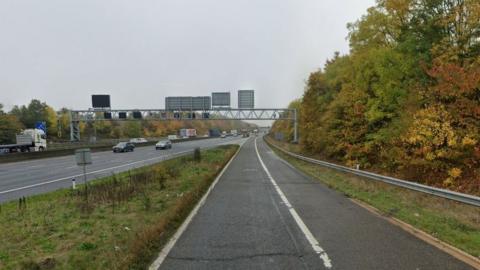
[254,138,333,269]
[149,139,245,270]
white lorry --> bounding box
[179,129,197,138]
[0,129,47,153]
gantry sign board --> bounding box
[91,95,111,109]
[70,108,295,121]
[238,90,254,109]
[212,92,231,107]
[165,96,211,111]
[69,107,298,141]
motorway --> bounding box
[156,138,474,270]
[0,137,245,203]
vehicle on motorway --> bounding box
[209,128,221,137]
[231,129,238,136]
[155,140,172,150]
[112,142,135,152]
[0,128,47,153]
[220,133,227,138]
[168,135,178,140]
[179,128,197,138]
[242,133,249,138]
[129,138,148,144]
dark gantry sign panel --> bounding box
[238,90,254,109]
[92,95,111,108]
[212,92,231,107]
[192,96,211,110]
[165,96,211,111]
[132,111,142,119]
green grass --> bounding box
[0,145,238,270]
[266,138,480,259]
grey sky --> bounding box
[0,0,374,111]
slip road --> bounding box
[155,138,473,270]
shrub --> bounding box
[193,147,201,162]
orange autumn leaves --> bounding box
[271,0,480,194]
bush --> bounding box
[193,147,201,162]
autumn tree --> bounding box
[272,0,480,193]
[10,99,57,136]
[0,113,23,144]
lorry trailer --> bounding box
[179,128,197,138]
[0,129,47,153]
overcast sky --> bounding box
[0,0,374,111]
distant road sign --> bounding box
[35,121,47,133]
[92,95,111,108]
[212,92,231,107]
[75,149,92,166]
[238,90,254,109]
[192,96,211,110]
[165,96,211,111]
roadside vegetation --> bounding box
[271,0,480,195]
[0,145,238,270]
[266,137,480,259]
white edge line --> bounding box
[148,139,245,270]
[254,138,333,269]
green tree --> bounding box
[0,114,23,144]
[10,99,48,129]
[124,121,142,138]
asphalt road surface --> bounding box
[0,137,245,203]
[157,137,474,270]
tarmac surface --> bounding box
[157,137,474,270]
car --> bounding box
[155,140,172,150]
[113,142,135,152]
[129,138,148,144]
[167,135,178,140]
[220,134,226,138]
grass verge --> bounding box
[265,137,480,259]
[0,144,238,270]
